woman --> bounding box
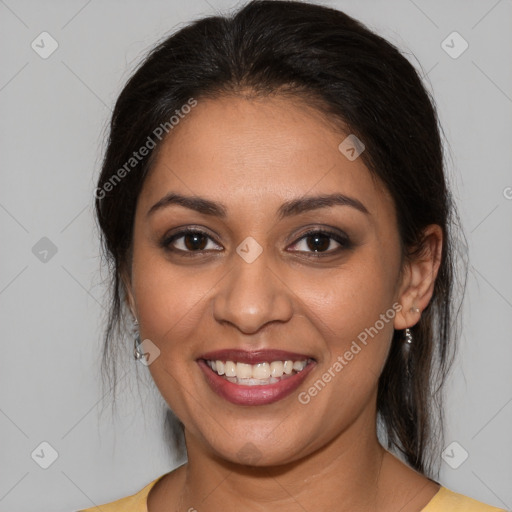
[80,1,506,510]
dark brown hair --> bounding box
[95,0,467,477]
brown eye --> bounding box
[162,228,222,255]
[182,232,208,251]
[289,229,351,255]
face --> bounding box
[124,94,413,466]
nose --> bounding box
[212,246,294,334]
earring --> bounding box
[402,327,414,383]
[133,318,145,360]
[404,305,420,345]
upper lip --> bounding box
[198,349,315,365]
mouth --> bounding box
[197,349,316,405]
[203,358,312,385]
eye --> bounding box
[288,228,350,256]
[161,227,351,258]
[161,228,222,256]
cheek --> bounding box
[290,276,397,440]
[306,249,399,336]
[297,248,400,386]
[131,247,214,345]
[130,247,227,412]
[130,258,204,418]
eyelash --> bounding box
[160,227,351,258]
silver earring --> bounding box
[133,319,144,360]
[404,305,420,345]
[403,327,414,382]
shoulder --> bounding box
[423,486,508,512]
[76,473,168,512]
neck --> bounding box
[178,414,388,511]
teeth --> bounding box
[236,362,252,379]
[206,358,310,384]
[224,361,236,377]
[283,360,293,374]
[270,361,284,378]
[293,360,306,371]
[252,362,270,379]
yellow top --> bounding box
[78,474,508,512]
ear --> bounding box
[394,224,443,330]
[120,265,137,320]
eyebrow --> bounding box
[147,192,370,219]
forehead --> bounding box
[138,94,395,222]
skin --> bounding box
[122,93,443,512]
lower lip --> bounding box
[197,360,316,406]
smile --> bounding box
[204,359,310,385]
[197,349,316,406]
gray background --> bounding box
[1,0,511,510]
